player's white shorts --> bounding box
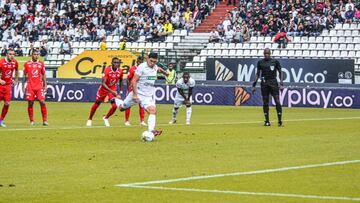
[174,95,191,108]
[118,91,156,110]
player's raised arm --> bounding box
[252,60,262,93]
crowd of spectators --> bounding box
[0,0,214,56]
[210,0,360,44]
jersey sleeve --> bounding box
[175,79,182,88]
[256,60,262,76]
[189,79,196,87]
[41,62,45,75]
[135,66,143,77]
[275,60,282,71]
[23,62,28,74]
[102,68,109,81]
[127,67,135,79]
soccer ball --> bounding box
[141,131,154,142]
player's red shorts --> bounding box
[26,88,45,101]
[95,87,116,102]
[0,85,12,102]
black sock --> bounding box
[276,104,282,123]
[263,104,269,122]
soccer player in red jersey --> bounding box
[0,49,19,127]
[23,49,48,126]
[124,56,146,126]
[87,57,123,127]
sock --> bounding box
[125,108,131,122]
[186,107,192,123]
[105,103,117,119]
[139,105,145,122]
[276,104,282,123]
[263,104,269,122]
[0,105,9,121]
[28,105,34,122]
[40,103,47,122]
[148,114,156,131]
[88,102,100,120]
[172,108,179,121]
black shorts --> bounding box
[261,80,279,97]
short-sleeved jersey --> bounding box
[175,78,195,98]
[256,58,282,82]
[135,62,158,97]
[127,65,137,91]
[102,66,123,89]
[0,58,18,85]
[24,60,45,89]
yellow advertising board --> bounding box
[58,50,138,78]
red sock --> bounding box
[28,105,34,122]
[125,108,131,122]
[139,105,145,122]
[105,103,117,119]
[88,102,100,120]
[40,103,47,122]
[0,104,9,120]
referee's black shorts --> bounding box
[261,79,280,97]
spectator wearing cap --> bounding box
[166,62,177,85]
[99,37,107,51]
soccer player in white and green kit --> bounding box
[115,52,168,136]
[169,72,195,125]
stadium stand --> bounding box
[0,0,359,79]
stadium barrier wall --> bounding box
[11,81,360,109]
[206,58,355,84]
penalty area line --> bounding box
[1,116,360,131]
[121,185,360,202]
[116,159,360,187]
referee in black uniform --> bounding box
[252,48,284,127]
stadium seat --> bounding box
[355,44,360,50]
[250,49,258,56]
[166,43,173,49]
[317,44,324,50]
[344,30,352,36]
[348,51,356,58]
[79,42,86,47]
[52,48,59,54]
[295,50,302,57]
[345,37,353,43]
[323,36,331,43]
[73,42,80,48]
[207,43,214,49]
[57,55,64,60]
[173,30,180,35]
[288,50,295,56]
[333,50,340,58]
[302,43,309,50]
[222,50,229,56]
[325,50,332,57]
[264,36,271,42]
[228,49,236,56]
[331,44,338,50]
[318,50,325,57]
[173,36,181,43]
[337,30,344,36]
[235,43,243,49]
[335,24,342,29]
[342,24,350,29]
[303,50,310,57]
[207,49,215,56]
[330,37,338,43]
[340,50,348,57]
[329,30,337,36]
[214,49,222,56]
[339,44,347,50]
[139,36,146,42]
[200,50,207,55]
[180,30,187,36]
[257,43,264,49]
[338,37,345,43]
[347,44,354,50]
[165,36,173,42]
[243,49,251,56]
[64,55,71,60]
[113,36,120,42]
[236,49,243,56]
[214,43,221,49]
[220,43,228,49]
[228,43,235,49]
[272,50,280,57]
[250,43,257,49]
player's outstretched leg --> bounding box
[124,108,131,126]
[263,96,270,126]
[103,101,117,127]
[27,101,34,126]
[0,102,10,127]
[139,105,146,126]
[274,95,283,127]
[87,101,101,126]
[169,107,179,124]
[186,105,192,125]
[40,101,48,126]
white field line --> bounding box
[116,160,360,187]
[123,185,360,202]
[1,116,360,132]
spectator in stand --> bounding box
[99,37,107,51]
[345,7,355,23]
[40,38,50,57]
[273,29,290,49]
[209,27,221,43]
[355,8,360,22]
[224,25,235,43]
[60,36,72,54]
[233,26,244,43]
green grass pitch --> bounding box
[0,101,359,202]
